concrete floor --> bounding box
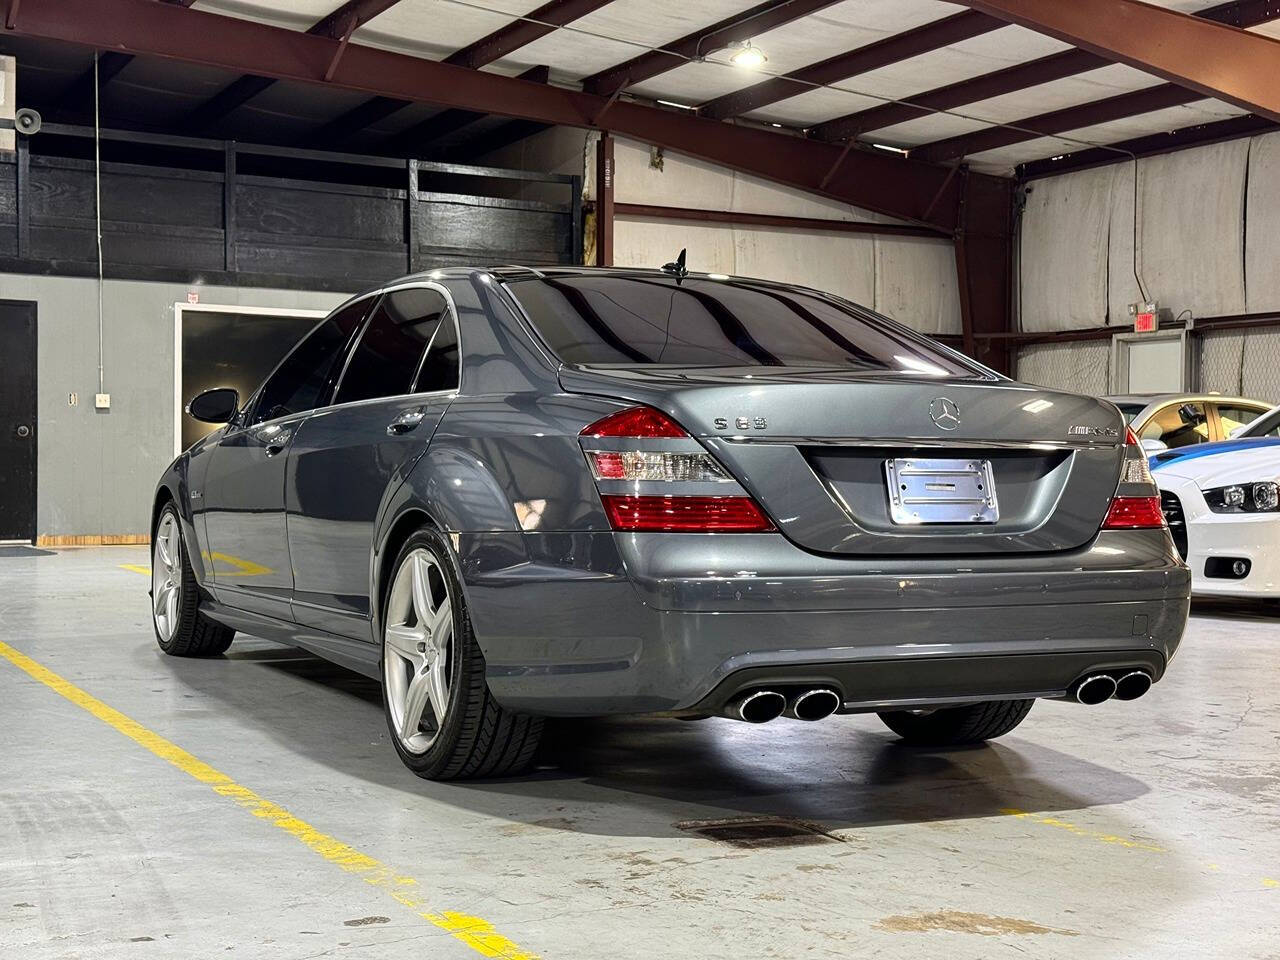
[1,546,1278,960]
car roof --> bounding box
[1106,393,1268,407]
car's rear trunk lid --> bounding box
[560,365,1125,555]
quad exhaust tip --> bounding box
[1113,670,1153,701]
[730,689,787,723]
[1074,674,1117,706]
[786,688,842,722]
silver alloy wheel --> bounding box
[383,547,455,754]
[152,511,182,642]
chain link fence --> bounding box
[1014,341,1111,396]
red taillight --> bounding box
[601,495,775,532]
[581,406,687,438]
[1125,426,1140,446]
[1102,496,1165,529]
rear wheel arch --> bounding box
[373,507,443,639]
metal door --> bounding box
[0,300,37,543]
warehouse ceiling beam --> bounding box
[811,0,1280,141]
[304,0,602,151]
[951,0,1280,123]
[444,0,612,71]
[911,82,1204,163]
[10,0,978,231]
[176,0,406,133]
[1018,112,1277,179]
[580,0,841,97]
[51,50,135,119]
[381,65,551,157]
[697,11,1003,121]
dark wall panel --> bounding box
[2,137,581,288]
[415,194,571,266]
[0,158,15,257]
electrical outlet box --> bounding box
[95,393,111,410]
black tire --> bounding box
[878,699,1033,746]
[381,526,543,781]
[151,502,235,657]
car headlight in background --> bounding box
[1203,480,1280,513]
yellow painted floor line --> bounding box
[0,639,540,960]
[1002,807,1278,890]
[119,563,150,575]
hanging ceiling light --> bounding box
[729,40,768,68]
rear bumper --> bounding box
[456,529,1190,715]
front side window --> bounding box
[252,298,371,424]
[1141,401,1209,449]
[507,274,984,377]
[335,287,454,405]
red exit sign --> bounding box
[1134,311,1157,333]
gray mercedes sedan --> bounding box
[152,265,1190,780]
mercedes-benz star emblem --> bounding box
[929,396,961,430]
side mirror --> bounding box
[1140,438,1168,454]
[187,388,240,424]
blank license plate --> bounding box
[885,458,999,525]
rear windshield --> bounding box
[1113,403,1146,422]
[507,274,986,376]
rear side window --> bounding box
[335,287,454,404]
[1215,404,1263,437]
[507,274,983,376]
[252,298,370,424]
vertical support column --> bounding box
[223,141,236,273]
[953,168,1014,376]
[16,133,30,259]
[595,130,614,267]
[568,173,583,265]
[406,158,419,274]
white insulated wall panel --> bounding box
[1135,139,1248,318]
[1019,165,1113,331]
[733,226,877,307]
[1245,131,1280,313]
[874,236,962,335]
[1022,137,1265,331]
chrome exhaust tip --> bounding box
[1113,670,1153,701]
[786,688,841,721]
[727,689,787,724]
[1074,673,1118,705]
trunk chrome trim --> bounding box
[717,435,1121,450]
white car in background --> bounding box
[1151,404,1280,598]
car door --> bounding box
[199,297,372,620]
[286,284,460,639]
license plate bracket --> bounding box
[885,457,999,525]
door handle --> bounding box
[387,409,426,436]
[15,424,31,439]
[255,425,291,456]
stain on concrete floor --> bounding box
[874,910,1079,937]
